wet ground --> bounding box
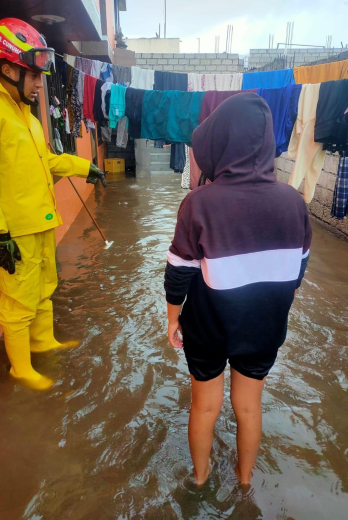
[0,173,348,520]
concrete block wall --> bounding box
[135,53,244,74]
[249,48,344,69]
[275,154,348,241]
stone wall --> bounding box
[249,48,344,69]
[275,154,348,241]
[135,53,244,74]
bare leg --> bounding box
[230,368,266,484]
[188,372,224,484]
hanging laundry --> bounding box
[91,60,103,80]
[331,155,348,219]
[75,56,93,75]
[141,90,205,144]
[130,66,155,90]
[101,82,112,119]
[199,90,258,124]
[170,143,186,173]
[76,71,85,105]
[83,74,98,123]
[188,73,243,92]
[100,62,113,82]
[109,84,127,129]
[258,84,302,157]
[242,69,295,90]
[112,64,132,86]
[93,79,105,124]
[125,87,145,139]
[63,54,75,67]
[53,128,64,154]
[294,59,348,84]
[154,71,188,91]
[101,124,112,143]
[314,79,348,146]
[288,83,326,204]
[70,68,84,138]
[63,108,71,135]
[116,116,129,148]
[181,145,190,188]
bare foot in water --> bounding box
[194,459,212,486]
[235,464,252,487]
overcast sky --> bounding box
[121,0,348,54]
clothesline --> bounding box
[56,56,348,218]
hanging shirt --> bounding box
[294,59,348,84]
[93,79,105,123]
[257,84,302,157]
[100,62,113,82]
[130,66,155,90]
[125,87,145,139]
[242,68,295,90]
[75,57,93,75]
[91,60,103,80]
[112,65,132,86]
[314,79,348,145]
[141,90,205,144]
[331,155,348,219]
[288,83,326,204]
[188,73,243,92]
[199,90,258,124]
[83,74,98,123]
[101,82,112,119]
[109,84,127,129]
[70,69,84,138]
[154,71,188,91]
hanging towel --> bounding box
[100,62,113,82]
[112,64,132,86]
[83,74,98,123]
[331,155,348,219]
[63,54,76,67]
[257,84,302,157]
[125,87,145,139]
[116,116,129,148]
[130,66,155,90]
[199,90,258,124]
[181,145,190,188]
[314,79,348,145]
[75,57,93,75]
[154,71,188,91]
[141,90,205,144]
[288,83,326,203]
[109,84,127,129]
[101,82,112,119]
[91,60,103,80]
[187,73,243,92]
[242,69,295,90]
[294,59,348,84]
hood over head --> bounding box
[192,92,276,185]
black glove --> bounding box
[86,164,107,188]
[0,232,22,275]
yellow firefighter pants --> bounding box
[0,229,58,348]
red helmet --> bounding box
[0,18,55,74]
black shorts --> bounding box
[183,333,278,382]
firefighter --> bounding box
[0,18,106,390]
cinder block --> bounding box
[164,54,174,58]
[185,54,196,59]
[206,65,218,71]
[162,65,174,71]
[173,65,184,72]
[322,206,337,224]
[152,53,163,58]
[200,59,211,65]
[154,65,163,71]
[158,59,168,65]
[184,65,196,71]
[221,59,232,65]
[308,200,324,219]
[205,53,217,58]
[324,154,340,174]
[327,173,337,192]
[168,59,179,64]
[178,59,189,65]
[174,54,182,59]
[216,65,228,71]
[195,65,205,71]
[147,59,157,65]
[136,59,147,65]
[141,53,152,59]
[135,53,142,58]
[211,59,222,64]
[195,53,205,59]
[189,59,201,65]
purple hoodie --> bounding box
[165,93,311,381]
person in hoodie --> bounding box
[164,92,311,486]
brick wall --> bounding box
[249,48,344,69]
[135,53,244,74]
[275,154,348,241]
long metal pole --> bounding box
[164,0,167,39]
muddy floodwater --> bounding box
[1,173,348,519]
